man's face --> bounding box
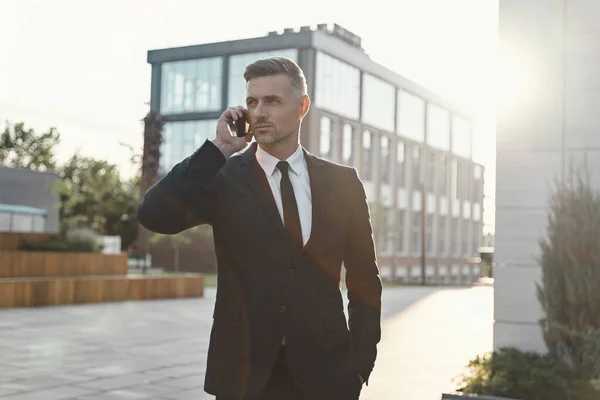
[245,74,306,146]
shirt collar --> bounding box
[256,144,305,177]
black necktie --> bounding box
[276,161,303,252]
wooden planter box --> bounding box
[0,251,128,278]
[0,233,54,251]
[0,275,205,308]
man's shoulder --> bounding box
[218,146,252,171]
[305,152,357,176]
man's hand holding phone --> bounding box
[211,106,252,159]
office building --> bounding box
[0,166,60,233]
[495,0,600,351]
[146,24,485,280]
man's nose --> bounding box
[254,102,268,118]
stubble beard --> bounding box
[255,129,296,146]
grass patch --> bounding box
[202,273,217,287]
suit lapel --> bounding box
[238,143,286,237]
[237,143,333,256]
[302,149,331,254]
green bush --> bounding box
[65,228,102,252]
[454,347,599,400]
[536,167,600,378]
[21,229,103,252]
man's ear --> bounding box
[299,95,311,120]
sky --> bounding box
[0,0,498,232]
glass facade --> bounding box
[411,211,422,254]
[319,116,334,159]
[426,213,434,254]
[438,216,447,254]
[397,141,406,187]
[427,152,435,194]
[362,74,395,132]
[362,130,374,181]
[228,49,298,107]
[451,115,472,159]
[341,123,355,166]
[451,217,460,254]
[412,146,421,188]
[380,135,392,185]
[315,51,361,120]
[161,57,223,114]
[397,90,425,142]
[426,103,450,151]
[159,120,218,174]
[396,209,405,253]
[439,154,448,195]
[451,159,459,199]
[152,43,484,264]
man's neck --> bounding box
[258,141,300,161]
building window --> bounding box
[362,130,373,181]
[161,57,223,114]
[472,221,481,254]
[227,49,298,107]
[342,123,354,166]
[319,116,334,160]
[380,135,391,185]
[451,217,460,255]
[427,152,435,194]
[315,51,360,119]
[412,146,421,188]
[451,115,472,159]
[411,211,422,254]
[396,209,405,253]
[456,161,468,200]
[438,216,447,255]
[473,164,483,202]
[397,141,406,187]
[362,74,395,132]
[464,165,471,201]
[426,103,450,151]
[159,120,218,174]
[426,213,434,254]
[462,218,470,255]
[397,90,425,142]
[379,207,392,253]
[451,159,459,199]
[439,155,448,196]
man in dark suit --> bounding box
[138,56,382,400]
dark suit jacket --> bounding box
[137,140,382,400]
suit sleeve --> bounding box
[343,168,383,386]
[137,140,226,234]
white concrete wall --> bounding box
[495,0,600,352]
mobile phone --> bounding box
[236,118,247,137]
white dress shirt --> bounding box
[255,145,312,246]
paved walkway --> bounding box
[0,286,492,399]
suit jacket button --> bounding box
[279,305,287,313]
[287,269,295,277]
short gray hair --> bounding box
[244,56,307,97]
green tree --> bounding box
[0,122,60,171]
[537,166,600,379]
[52,154,140,250]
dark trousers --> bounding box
[217,346,299,400]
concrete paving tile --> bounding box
[75,373,164,391]
[0,286,493,400]
[0,385,98,400]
